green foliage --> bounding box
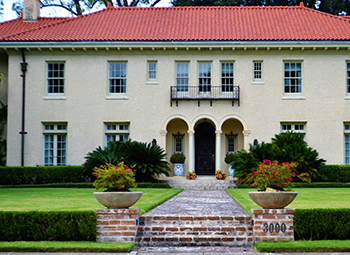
[294,209,350,240]
[224,153,235,164]
[0,182,171,188]
[316,165,350,182]
[169,153,186,163]
[92,162,136,191]
[0,211,96,241]
[0,166,89,185]
[0,101,7,166]
[128,142,170,182]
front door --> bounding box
[195,122,215,175]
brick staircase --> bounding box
[136,214,254,247]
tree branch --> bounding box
[42,3,79,16]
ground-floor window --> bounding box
[172,131,185,153]
[105,123,129,145]
[281,122,306,139]
[345,124,350,164]
[43,123,67,166]
[225,131,238,153]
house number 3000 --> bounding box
[263,223,286,233]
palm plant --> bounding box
[127,142,170,182]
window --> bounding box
[105,123,129,145]
[43,123,67,166]
[347,63,350,94]
[253,61,263,81]
[225,132,238,153]
[198,62,211,93]
[221,62,234,92]
[281,123,306,138]
[109,62,127,94]
[47,62,65,95]
[176,62,189,92]
[345,124,350,164]
[172,132,185,153]
[147,61,157,81]
[284,62,302,94]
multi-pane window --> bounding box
[176,62,189,92]
[109,62,127,94]
[43,124,67,166]
[347,63,350,94]
[284,62,302,94]
[345,124,350,164]
[253,61,263,81]
[221,62,234,92]
[105,123,129,145]
[147,61,157,81]
[198,62,211,93]
[281,123,306,138]
[172,132,185,153]
[225,132,237,154]
[47,62,64,95]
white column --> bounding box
[188,130,195,172]
[242,130,251,150]
[215,130,222,171]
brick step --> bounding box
[137,224,252,236]
[139,215,252,226]
[136,234,254,247]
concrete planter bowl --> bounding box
[94,191,143,209]
[248,191,298,209]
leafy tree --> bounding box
[0,101,7,166]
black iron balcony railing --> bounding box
[170,85,240,107]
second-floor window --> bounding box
[176,62,189,92]
[47,62,65,95]
[198,62,211,93]
[109,62,127,94]
[147,61,157,81]
[253,61,263,81]
[284,62,302,95]
[221,62,234,92]
[347,63,350,94]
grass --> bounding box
[226,187,350,215]
[0,241,134,252]
[254,240,350,252]
[0,188,183,215]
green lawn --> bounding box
[0,188,183,215]
[226,188,350,215]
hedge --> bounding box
[0,166,89,185]
[237,182,350,188]
[294,209,350,240]
[317,165,350,182]
[0,211,96,241]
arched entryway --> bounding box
[195,122,215,175]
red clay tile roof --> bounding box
[1,4,350,42]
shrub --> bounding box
[169,153,186,163]
[0,211,96,241]
[224,153,235,164]
[0,166,89,185]
[294,209,350,240]
[316,165,350,182]
[128,142,170,182]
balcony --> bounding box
[170,86,240,106]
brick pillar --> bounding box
[251,208,294,242]
[95,208,141,242]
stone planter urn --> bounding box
[94,191,143,209]
[248,191,298,209]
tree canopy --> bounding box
[171,0,350,16]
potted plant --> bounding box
[224,153,235,176]
[187,171,197,180]
[248,159,298,209]
[170,153,186,176]
[93,162,143,208]
[215,170,227,180]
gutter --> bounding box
[20,48,27,166]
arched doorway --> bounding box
[195,122,215,175]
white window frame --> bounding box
[346,62,350,96]
[172,131,185,154]
[345,123,350,164]
[281,122,306,139]
[252,60,264,84]
[283,61,303,96]
[198,61,212,93]
[147,61,157,82]
[175,61,189,92]
[104,123,130,146]
[46,62,65,96]
[108,62,127,96]
[221,62,235,93]
[42,123,67,166]
[226,135,237,154]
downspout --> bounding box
[20,49,28,166]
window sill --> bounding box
[251,81,265,85]
[145,81,159,85]
[43,96,66,100]
[106,96,129,100]
[345,96,350,100]
[282,96,305,100]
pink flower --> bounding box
[251,183,257,188]
[93,174,98,177]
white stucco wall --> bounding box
[5,47,350,166]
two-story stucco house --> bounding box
[1,0,350,176]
